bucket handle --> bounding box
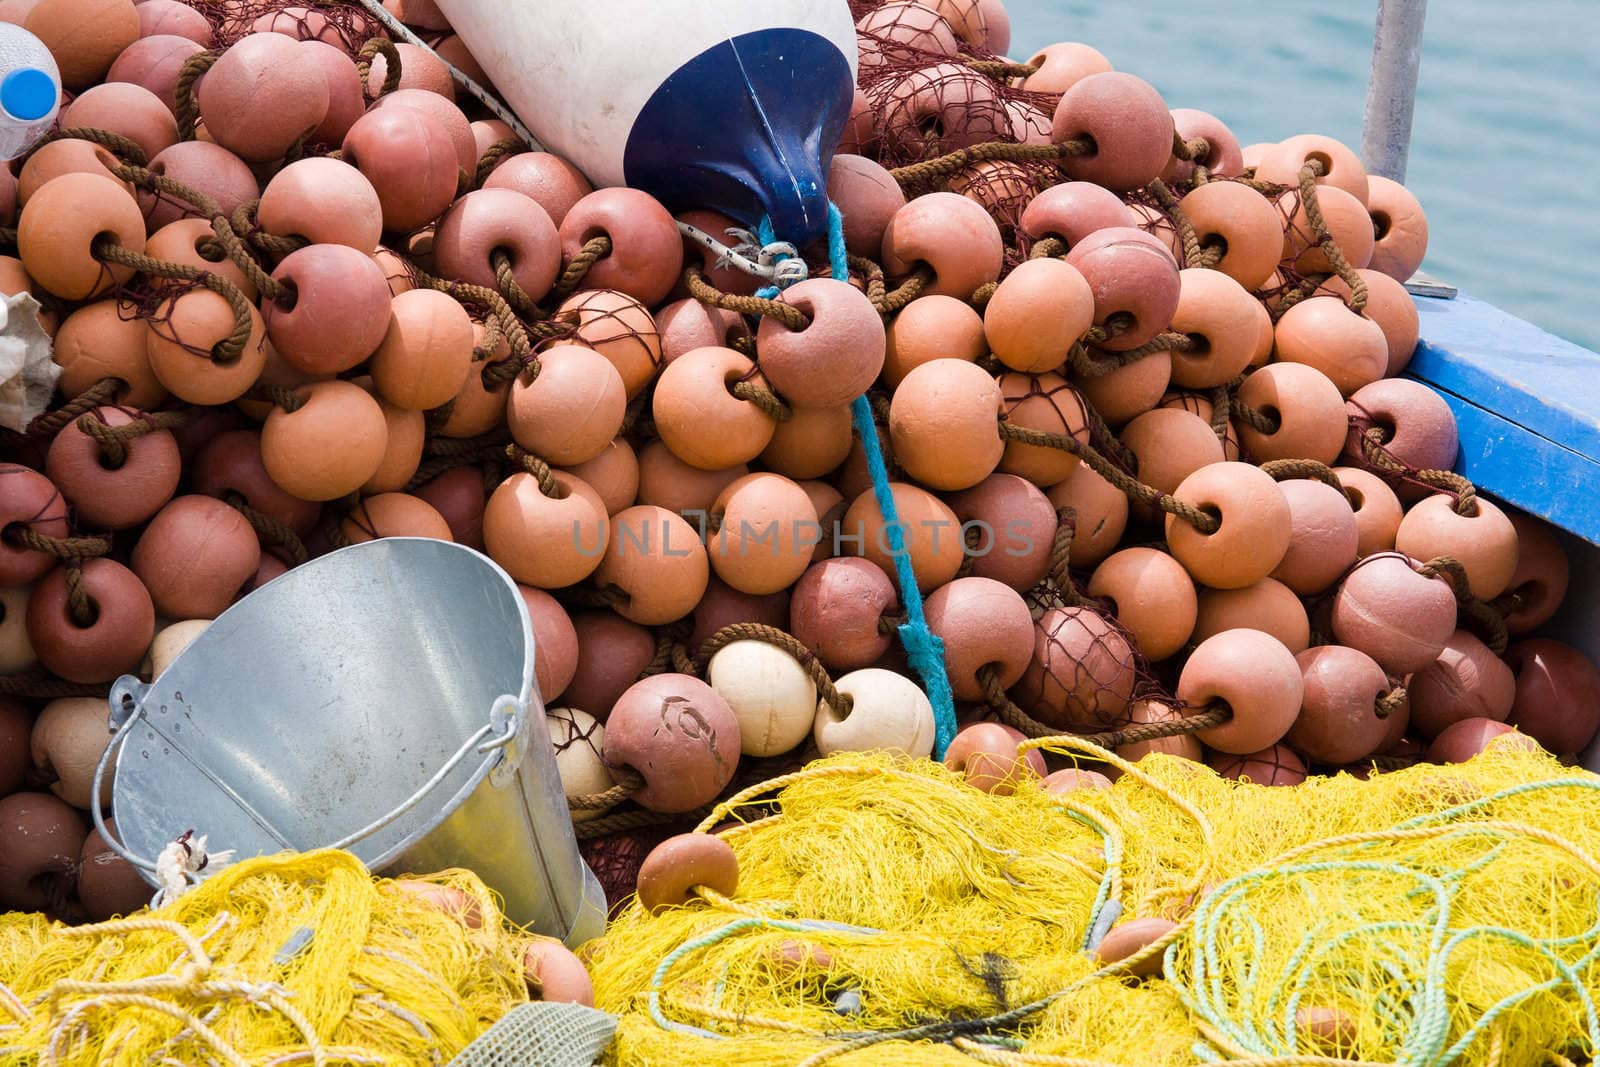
[91,680,527,878]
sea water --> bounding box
[1007,0,1600,351]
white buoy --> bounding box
[814,668,936,758]
[426,0,859,246]
[546,707,616,822]
[143,619,211,680]
[707,640,817,757]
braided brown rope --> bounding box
[966,58,1039,79]
[1046,507,1099,610]
[1073,400,1138,479]
[1147,178,1202,269]
[695,622,853,718]
[1375,686,1408,720]
[1232,397,1280,434]
[567,768,646,812]
[684,265,808,330]
[75,408,189,468]
[549,235,612,301]
[636,622,687,681]
[109,156,275,294]
[1413,555,1510,653]
[1266,275,1325,323]
[412,268,535,369]
[1258,458,1349,496]
[564,583,632,610]
[729,380,793,422]
[1414,469,1479,517]
[874,266,934,314]
[854,254,888,305]
[1415,555,1472,598]
[357,37,402,99]
[1028,236,1067,260]
[62,561,95,627]
[473,137,528,187]
[229,200,307,261]
[1169,132,1211,164]
[1296,160,1367,312]
[1070,332,1192,379]
[976,665,1231,747]
[1463,599,1510,655]
[1206,383,1233,443]
[978,665,1061,739]
[889,140,1090,189]
[996,422,1221,534]
[226,498,309,567]
[98,239,257,364]
[42,126,148,166]
[504,443,560,497]
[0,670,110,699]
[4,527,112,560]
[669,636,699,676]
[1351,423,1481,517]
[173,50,218,140]
[26,377,125,437]
[489,249,537,314]
[573,804,709,840]
[1074,705,1231,750]
[969,281,997,308]
[243,382,307,413]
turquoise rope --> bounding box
[754,203,958,756]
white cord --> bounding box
[677,222,809,285]
[350,0,543,150]
[151,831,236,908]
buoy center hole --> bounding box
[1305,150,1334,175]
[273,278,299,313]
[71,595,102,629]
[194,237,226,264]
[1371,210,1392,241]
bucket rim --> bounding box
[95,538,538,886]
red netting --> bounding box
[114,275,218,363]
[578,829,673,918]
[1009,602,1168,732]
[186,0,383,56]
[846,0,1065,220]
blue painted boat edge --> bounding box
[1404,290,1600,545]
[1404,377,1600,545]
[1408,292,1600,460]
[622,27,853,247]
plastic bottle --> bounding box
[0,25,60,161]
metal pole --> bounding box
[1360,0,1428,182]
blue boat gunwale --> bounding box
[1402,290,1600,545]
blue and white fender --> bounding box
[428,0,858,246]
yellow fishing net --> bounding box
[586,737,1600,1067]
[0,850,534,1066]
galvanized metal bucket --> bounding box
[91,537,607,948]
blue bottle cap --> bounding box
[1,67,55,121]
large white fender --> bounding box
[428,0,859,246]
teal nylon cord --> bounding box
[754,203,958,756]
